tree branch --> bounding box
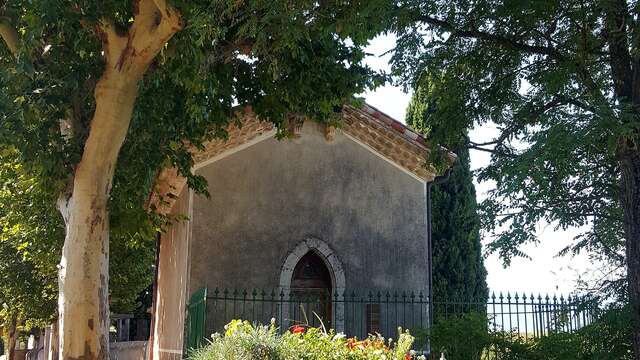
[417,14,606,101]
[151,0,175,19]
[467,143,515,158]
[97,20,129,68]
[602,0,633,101]
[593,230,626,264]
[0,17,18,56]
[97,0,183,76]
[417,14,564,59]
[122,0,183,72]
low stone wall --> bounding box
[110,341,148,360]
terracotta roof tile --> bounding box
[150,103,455,214]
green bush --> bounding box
[191,306,632,360]
[429,312,491,360]
[429,306,633,360]
[487,331,536,360]
[532,306,633,360]
[189,319,420,360]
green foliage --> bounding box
[429,312,490,360]
[189,319,417,360]
[0,0,392,328]
[485,332,535,360]
[546,305,634,360]
[108,233,155,314]
[392,0,634,298]
[406,78,487,304]
[0,0,390,200]
[0,147,156,323]
[430,307,633,360]
[0,148,61,328]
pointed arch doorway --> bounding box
[290,251,333,328]
[279,238,346,332]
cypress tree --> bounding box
[406,80,488,306]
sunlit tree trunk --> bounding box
[55,2,182,360]
[57,66,139,360]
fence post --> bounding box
[514,292,520,336]
[491,292,497,332]
[185,287,208,355]
[499,292,505,332]
[522,292,528,341]
[506,292,512,335]
[552,294,558,333]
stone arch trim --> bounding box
[279,237,346,291]
[279,237,346,332]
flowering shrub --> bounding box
[188,319,424,360]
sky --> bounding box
[362,35,593,297]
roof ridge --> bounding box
[359,102,456,161]
[353,103,429,149]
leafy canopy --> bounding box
[391,0,635,297]
[0,148,59,327]
[0,0,389,200]
[0,0,391,325]
[0,147,156,325]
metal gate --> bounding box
[185,287,207,355]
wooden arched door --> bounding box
[290,251,332,328]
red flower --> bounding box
[405,354,412,360]
[290,325,305,334]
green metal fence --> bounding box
[184,287,598,356]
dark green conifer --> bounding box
[406,79,488,305]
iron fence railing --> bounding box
[202,288,431,350]
[188,287,599,354]
[434,292,598,341]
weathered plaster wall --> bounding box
[152,188,190,360]
[188,122,428,295]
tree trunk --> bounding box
[0,19,18,56]
[619,143,640,358]
[56,2,182,360]
[58,67,142,360]
[7,317,16,360]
